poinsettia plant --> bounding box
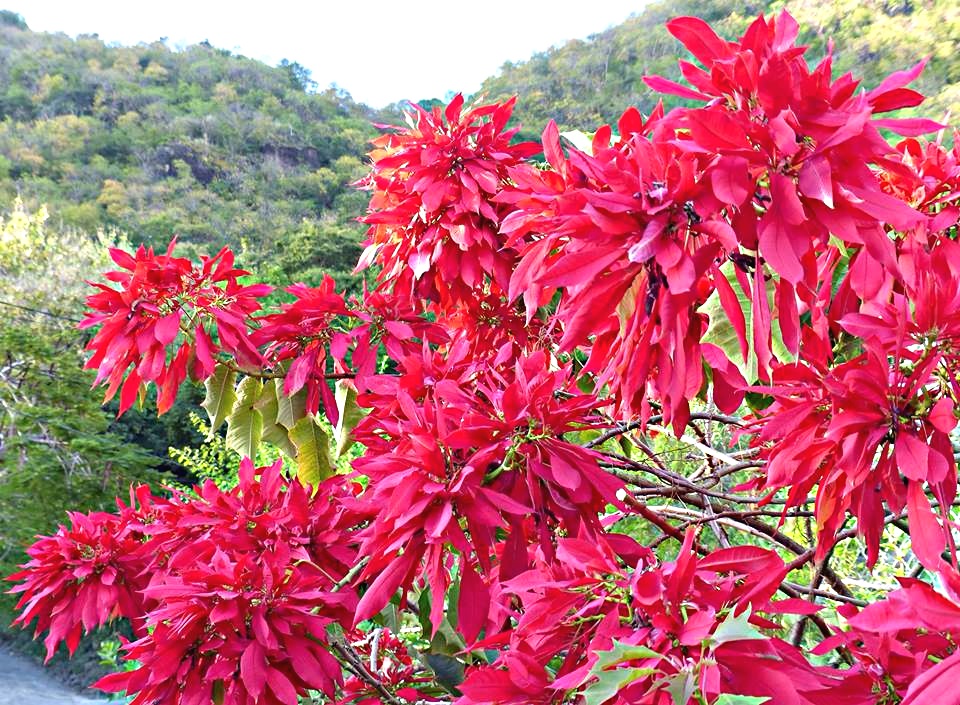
[9,10,960,705]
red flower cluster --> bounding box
[358,94,539,308]
[459,532,844,705]
[10,460,366,705]
[7,508,147,661]
[81,241,270,413]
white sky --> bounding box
[11,0,644,107]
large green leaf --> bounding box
[200,363,237,434]
[275,378,307,430]
[584,667,656,705]
[288,416,335,486]
[225,376,263,459]
[254,381,297,458]
[664,670,696,705]
[560,129,595,154]
[424,653,464,695]
[333,380,366,457]
[714,696,770,705]
[591,641,661,672]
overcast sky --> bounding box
[11,0,644,107]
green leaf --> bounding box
[225,376,263,459]
[583,667,654,705]
[664,670,696,705]
[275,378,307,430]
[288,416,335,486]
[262,420,297,458]
[424,653,464,695]
[200,364,237,434]
[333,380,366,457]
[591,641,662,673]
[579,640,661,705]
[710,606,764,647]
[714,696,771,705]
[254,377,279,424]
[560,129,596,154]
[254,381,297,457]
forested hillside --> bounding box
[479,0,960,135]
[0,11,377,286]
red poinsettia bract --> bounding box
[81,241,270,414]
[7,508,148,661]
[358,93,539,309]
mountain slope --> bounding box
[0,13,378,283]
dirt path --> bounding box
[0,646,104,705]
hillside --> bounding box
[0,11,380,285]
[478,0,960,136]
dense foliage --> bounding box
[9,8,960,705]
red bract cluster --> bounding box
[459,533,852,705]
[502,12,940,431]
[11,9,960,705]
[816,570,960,704]
[254,276,354,420]
[95,546,348,705]
[358,93,539,308]
[351,348,621,632]
[81,241,270,413]
[749,240,960,565]
[10,460,365,705]
[7,508,147,661]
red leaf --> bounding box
[642,74,711,101]
[240,640,267,699]
[902,649,960,705]
[710,156,752,205]
[538,245,624,288]
[896,432,930,481]
[758,210,804,284]
[874,117,946,136]
[266,668,299,704]
[929,398,957,434]
[457,561,489,644]
[154,311,181,346]
[444,93,465,123]
[798,156,834,209]
[666,16,731,66]
[542,120,565,173]
[355,552,414,624]
[907,480,945,570]
[108,247,137,270]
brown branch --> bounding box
[330,636,403,705]
[586,412,745,449]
